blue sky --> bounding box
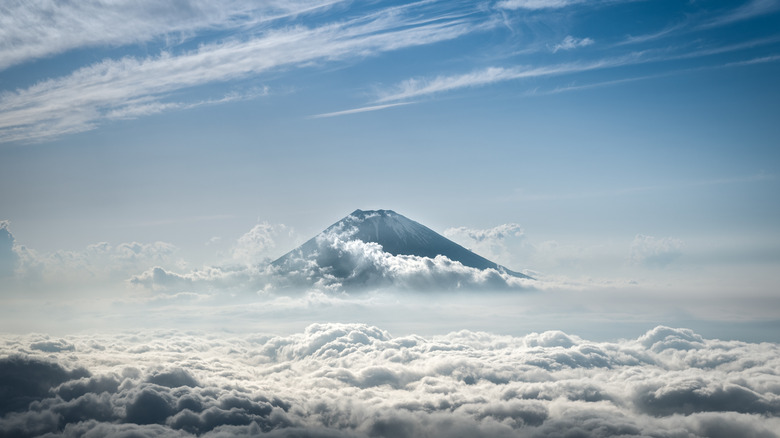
[1,0,779,337]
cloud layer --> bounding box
[3,0,777,141]
[0,1,492,143]
[0,0,348,71]
[1,324,778,437]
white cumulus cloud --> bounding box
[267,225,534,292]
[233,222,294,264]
[0,223,182,294]
[1,324,778,437]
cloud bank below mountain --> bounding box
[1,324,778,437]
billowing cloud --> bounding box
[629,234,683,267]
[1,324,778,437]
[129,264,261,293]
[270,235,533,292]
[15,240,180,282]
[0,228,182,295]
[2,220,301,294]
[233,223,293,264]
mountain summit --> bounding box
[271,209,531,289]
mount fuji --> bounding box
[270,209,531,290]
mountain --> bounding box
[271,209,531,284]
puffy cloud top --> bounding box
[268,224,533,293]
[1,324,778,437]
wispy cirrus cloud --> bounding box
[699,0,780,29]
[0,0,348,71]
[376,34,780,103]
[310,102,415,118]
[620,0,780,46]
[0,2,492,144]
[497,0,585,10]
[2,0,777,143]
[375,58,631,102]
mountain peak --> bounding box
[271,209,531,290]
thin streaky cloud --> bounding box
[104,87,270,120]
[497,0,648,11]
[665,35,780,62]
[534,52,780,95]
[0,0,351,72]
[619,0,780,47]
[376,35,780,103]
[310,102,416,118]
[375,56,641,103]
[497,0,584,10]
[721,54,780,67]
[531,73,674,95]
[618,23,687,47]
[699,0,780,29]
[0,3,491,144]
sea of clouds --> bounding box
[2,324,779,437]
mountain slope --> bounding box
[271,209,531,281]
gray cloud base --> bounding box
[1,324,779,437]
